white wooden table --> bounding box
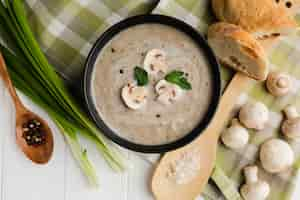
[0,79,299,200]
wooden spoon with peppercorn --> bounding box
[0,53,53,164]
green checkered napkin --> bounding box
[25,0,156,81]
[25,0,300,199]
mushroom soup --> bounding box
[91,24,213,145]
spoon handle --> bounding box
[199,73,253,141]
[0,52,24,110]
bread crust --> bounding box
[208,22,266,59]
[212,0,297,34]
[208,22,268,80]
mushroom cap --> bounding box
[266,72,291,97]
[241,181,270,200]
[239,102,269,130]
[283,105,299,119]
[221,121,249,149]
[260,139,294,173]
[281,117,300,139]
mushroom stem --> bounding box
[284,105,299,119]
[244,166,258,183]
[277,77,289,88]
[231,118,240,125]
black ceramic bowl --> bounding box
[84,14,221,153]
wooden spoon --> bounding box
[151,73,252,200]
[0,53,53,164]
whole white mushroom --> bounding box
[239,102,269,130]
[240,165,270,200]
[266,72,292,97]
[221,118,249,149]
[281,105,300,140]
[260,139,294,173]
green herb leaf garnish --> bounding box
[165,70,192,90]
[134,66,149,86]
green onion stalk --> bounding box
[0,0,125,186]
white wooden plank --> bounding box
[127,153,155,200]
[0,80,9,200]
[1,92,66,200]
[65,137,126,200]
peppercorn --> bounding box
[22,119,46,146]
[286,1,292,8]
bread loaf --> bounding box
[212,0,298,41]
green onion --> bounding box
[0,0,125,186]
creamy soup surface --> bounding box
[92,24,213,145]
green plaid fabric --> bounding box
[25,0,300,199]
[25,0,156,81]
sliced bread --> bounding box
[208,22,268,81]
